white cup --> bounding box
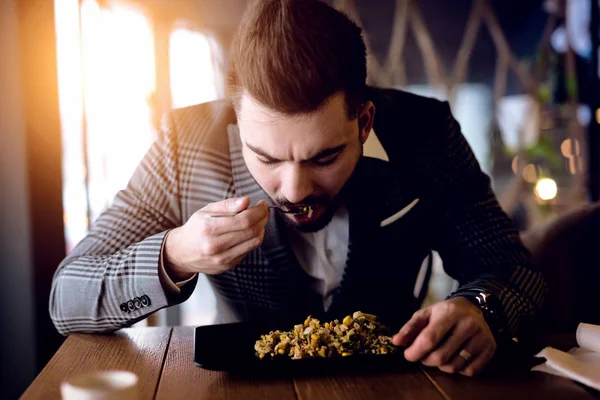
[60,370,139,400]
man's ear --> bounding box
[358,101,375,144]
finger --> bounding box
[201,197,251,214]
[202,201,269,235]
[421,319,479,367]
[460,345,495,377]
[226,201,269,232]
[438,332,489,375]
[393,308,431,347]
[206,215,269,254]
[218,227,266,265]
[403,313,457,362]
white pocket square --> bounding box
[380,198,420,227]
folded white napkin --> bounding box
[532,323,600,391]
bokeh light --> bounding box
[522,164,539,183]
[560,138,580,157]
[535,178,558,201]
[511,155,520,175]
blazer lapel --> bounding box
[327,157,426,324]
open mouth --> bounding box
[286,205,313,218]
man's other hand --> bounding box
[392,297,496,377]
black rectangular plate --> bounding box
[194,320,408,374]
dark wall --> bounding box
[17,0,67,373]
[1,0,66,397]
[0,1,37,397]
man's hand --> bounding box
[164,197,269,281]
[392,297,496,377]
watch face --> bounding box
[479,292,492,308]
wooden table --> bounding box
[21,327,599,399]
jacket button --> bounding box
[120,303,128,313]
[127,300,135,311]
[140,295,150,306]
[133,297,142,309]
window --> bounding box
[56,1,220,253]
[56,0,221,326]
[170,28,219,108]
[56,0,156,251]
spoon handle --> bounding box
[205,206,281,218]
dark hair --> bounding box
[227,0,367,118]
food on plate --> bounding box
[255,311,397,359]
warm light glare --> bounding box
[535,178,558,201]
[596,108,600,124]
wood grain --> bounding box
[420,333,599,400]
[155,327,297,400]
[293,365,446,400]
[423,367,596,400]
[20,327,172,400]
[23,328,598,400]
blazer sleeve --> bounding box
[49,113,196,335]
[429,102,545,337]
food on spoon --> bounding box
[293,205,311,215]
[254,311,397,360]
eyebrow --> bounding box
[245,143,347,163]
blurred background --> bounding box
[1,0,599,397]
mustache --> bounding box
[272,196,327,208]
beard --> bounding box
[273,190,344,232]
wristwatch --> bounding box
[450,289,505,337]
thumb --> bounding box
[201,197,251,214]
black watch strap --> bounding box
[449,289,506,337]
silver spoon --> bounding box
[206,205,312,218]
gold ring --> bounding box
[459,349,472,362]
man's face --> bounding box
[237,92,374,232]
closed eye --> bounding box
[312,154,339,167]
[247,143,346,168]
[258,154,340,167]
[257,157,280,166]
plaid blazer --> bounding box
[50,87,545,336]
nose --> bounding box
[280,164,314,204]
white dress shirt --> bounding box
[286,205,350,311]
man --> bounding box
[50,0,545,377]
